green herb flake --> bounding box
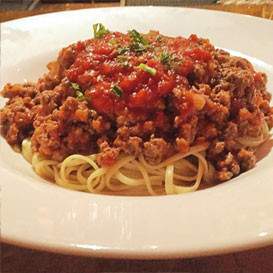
[71,82,81,91]
[129,29,148,45]
[155,35,163,42]
[160,51,172,66]
[75,90,85,101]
[138,63,157,76]
[130,43,147,53]
[71,82,85,101]
[111,85,123,97]
[128,29,149,53]
[93,23,109,39]
[117,47,130,55]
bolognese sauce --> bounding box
[1,24,272,189]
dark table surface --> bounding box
[2,243,273,273]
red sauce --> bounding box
[183,48,212,62]
[65,32,213,118]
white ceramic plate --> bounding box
[1,7,273,259]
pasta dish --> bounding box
[1,24,272,195]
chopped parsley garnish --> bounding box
[93,23,109,39]
[71,82,81,91]
[128,29,149,53]
[138,63,157,76]
[75,91,85,101]
[130,43,147,53]
[111,85,123,97]
[155,35,163,42]
[129,29,148,45]
[160,51,172,65]
[71,82,85,101]
[117,47,130,55]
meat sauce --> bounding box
[1,25,272,182]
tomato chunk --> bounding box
[184,48,211,62]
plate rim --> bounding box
[1,6,273,258]
[3,5,273,25]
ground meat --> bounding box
[221,67,254,98]
[215,171,233,182]
[224,122,238,139]
[1,83,37,99]
[228,56,254,71]
[92,116,111,134]
[255,72,267,92]
[211,150,242,182]
[143,121,155,134]
[217,152,240,177]
[205,99,229,125]
[116,126,130,138]
[212,55,257,106]
[201,123,218,139]
[32,118,96,161]
[96,140,120,167]
[238,149,256,171]
[211,90,231,107]
[213,49,230,64]
[0,96,35,145]
[33,90,60,116]
[58,46,76,69]
[224,139,242,153]
[143,138,170,165]
[57,97,90,123]
[65,126,94,153]
[208,141,225,158]
[197,84,212,96]
[31,97,96,160]
[178,116,198,142]
[176,137,190,154]
[31,116,63,160]
[192,63,209,83]
[1,29,272,186]
[116,114,129,127]
[36,61,63,92]
[129,124,145,137]
[238,109,264,138]
[114,136,143,156]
